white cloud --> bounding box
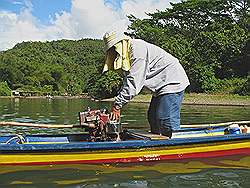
[122,0,172,18]
[69,0,122,38]
[0,10,46,50]
[0,9,67,51]
[12,1,23,5]
[0,0,179,51]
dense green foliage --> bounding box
[0,39,106,96]
[0,0,249,97]
[87,71,123,99]
[0,82,12,96]
[128,0,249,94]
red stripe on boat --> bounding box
[3,147,250,166]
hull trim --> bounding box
[1,147,250,166]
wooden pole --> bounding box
[181,120,250,128]
[0,121,86,128]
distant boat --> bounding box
[46,94,53,99]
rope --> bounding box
[5,134,26,144]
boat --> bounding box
[0,109,249,166]
[0,125,249,166]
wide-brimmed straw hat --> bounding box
[103,30,130,51]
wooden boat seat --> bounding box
[138,132,169,140]
[126,130,169,140]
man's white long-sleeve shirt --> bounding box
[114,39,190,108]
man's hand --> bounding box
[110,105,121,121]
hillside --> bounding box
[0,39,105,96]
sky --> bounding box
[0,0,180,51]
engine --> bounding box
[79,108,122,142]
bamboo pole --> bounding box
[0,120,249,129]
[181,120,250,128]
[0,121,86,128]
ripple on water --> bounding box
[218,180,241,188]
[13,117,34,122]
[213,172,239,178]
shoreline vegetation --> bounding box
[131,93,250,107]
[0,93,249,107]
[102,93,250,107]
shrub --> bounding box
[213,78,249,95]
[0,82,12,96]
[234,74,250,95]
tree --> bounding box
[128,0,249,94]
[87,71,123,99]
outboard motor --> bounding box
[79,108,122,142]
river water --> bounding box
[0,98,250,187]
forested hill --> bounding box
[0,39,108,96]
[0,0,249,97]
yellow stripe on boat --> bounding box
[0,141,249,165]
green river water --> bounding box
[0,98,250,188]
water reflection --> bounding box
[1,157,250,188]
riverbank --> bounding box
[183,94,250,106]
[102,93,250,107]
[0,93,249,106]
